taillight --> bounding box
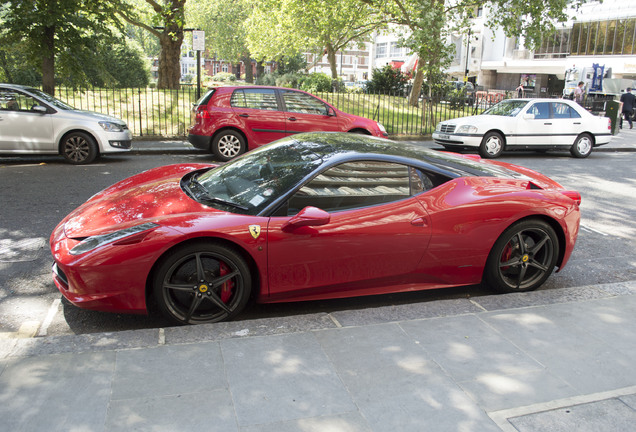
[608,118,611,130]
[195,105,210,119]
[560,190,581,205]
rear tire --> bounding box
[212,130,246,162]
[570,133,593,158]
[484,219,558,293]
[479,132,504,158]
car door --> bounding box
[280,90,340,135]
[266,161,432,300]
[514,101,554,146]
[0,88,55,152]
[229,88,287,147]
[550,101,583,145]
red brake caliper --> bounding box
[219,262,233,303]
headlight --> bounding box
[70,222,159,255]
[99,121,124,132]
[377,122,386,133]
[456,125,478,134]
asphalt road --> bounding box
[1,149,635,337]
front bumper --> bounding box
[432,132,482,147]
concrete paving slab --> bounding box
[472,285,609,312]
[239,412,373,432]
[315,323,500,432]
[7,328,160,358]
[221,332,356,427]
[106,389,237,432]
[0,351,115,432]
[111,342,225,401]
[481,299,636,395]
[330,297,481,327]
[459,369,577,412]
[620,393,636,410]
[508,398,636,432]
[596,280,636,296]
[164,313,337,344]
[400,314,544,382]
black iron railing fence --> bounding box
[52,86,565,138]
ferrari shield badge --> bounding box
[249,225,261,239]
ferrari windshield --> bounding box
[482,100,529,117]
[197,138,325,215]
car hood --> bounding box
[442,114,511,126]
[63,164,215,238]
[57,109,126,125]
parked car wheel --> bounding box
[479,131,504,159]
[570,133,593,158]
[212,130,245,162]
[484,219,558,293]
[152,242,252,325]
[61,132,98,164]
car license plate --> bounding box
[439,134,450,140]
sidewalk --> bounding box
[130,127,636,154]
[1,281,635,431]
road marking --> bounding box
[38,299,61,337]
[579,224,608,236]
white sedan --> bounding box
[0,84,132,164]
[432,98,613,158]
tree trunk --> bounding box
[256,60,265,80]
[241,53,253,83]
[157,28,184,90]
[42,25,56,96]
[409,67,424,108]
[326,43,339,91]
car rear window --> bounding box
[230,89,279,111]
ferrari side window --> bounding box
[287,161,412,215]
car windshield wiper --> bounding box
[186,174,249,211]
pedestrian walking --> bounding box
[620,88,635,129]
[574,81,585,105]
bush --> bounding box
[211,72,236,82]
[275,72,303,89]
[299,73,333,93]
[366,65,409,95]
[255,74,277,86]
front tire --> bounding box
[479,132,504,158]
[484,220,559,293]
[570,133,593,158]
[61,132,98,164]
[152,243,252,325]
[212,130,246,162]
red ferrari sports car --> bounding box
[50,133,581,325]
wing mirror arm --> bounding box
[282,206,330,231]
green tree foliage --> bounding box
[0,0,123,95]
[247,0,386,81]
[83,41,150,88]
[364,0,583,106]
[366,64,410,95]
[117,0,187,89]
[187,0,254,82]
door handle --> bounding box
[288,117,297,121]
[544,122,552,125]
[573,122,581,125]
[238,113,249,118]
[411,216,428,227]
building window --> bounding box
[376,42,387,58]
[561,18,636,57]
[390,42,402,57]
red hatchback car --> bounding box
[188,86,388,161]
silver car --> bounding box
[0,84,132,164]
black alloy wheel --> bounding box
[153,243,252,325]
[484,220,559,293]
